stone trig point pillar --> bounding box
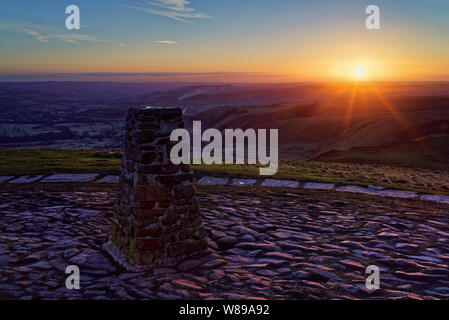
[104,106,208,271]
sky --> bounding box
[0,0,448,82]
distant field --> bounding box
[1,148,449,195]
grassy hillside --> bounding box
[187,95,449,160]
[1,148,449,195]
[313,134,449,171]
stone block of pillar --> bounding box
[104,106,208,271]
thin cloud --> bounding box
[0,19,109,44]
[128,0,212,22]
[154,40,176,44]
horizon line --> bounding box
[1,71,449,83]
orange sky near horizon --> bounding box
[1,1,449,82]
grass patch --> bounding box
[0,148,121,175]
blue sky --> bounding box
[0,0,448,81]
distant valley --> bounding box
[1,81,449,170]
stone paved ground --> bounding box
[1,185,449,300]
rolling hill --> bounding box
[312,134,449,171]
[185,93,449,161]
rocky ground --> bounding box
[1,184,449,300]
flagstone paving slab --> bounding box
[303,182,335,190]
[95,176,120,184]
[337,185,418,199]
[337,185,385,196]
[231,178,258,186]
[8,175,43,184]
[261,179,299,188]
[0,176,15,183]
[196,176,229,186]
[421,194,449,204]
[379,189,418,199]
[41,174,99,183]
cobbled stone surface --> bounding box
[1,186,449,300]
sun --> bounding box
[354,67,365,79]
